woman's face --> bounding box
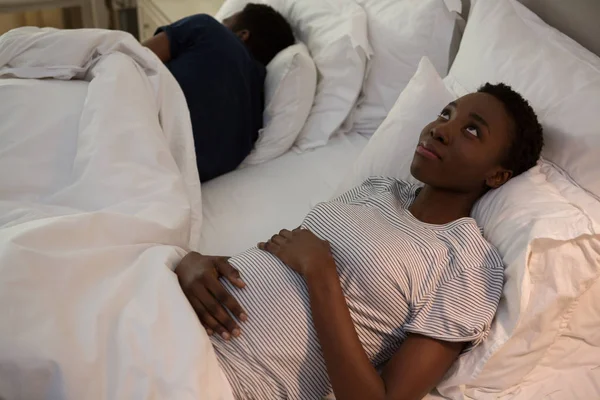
[410,92,514,194]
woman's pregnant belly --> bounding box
[210,248,332,399]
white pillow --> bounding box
[338,57,453,193]
[445,163,600,396]
[242,42,317,166]
[447,0,600,201]
[217,0,371,152]
[214,0,249,20]
[338,57,600,396]
[350,0,456,136]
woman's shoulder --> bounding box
[361,176,420,192]
[439,221,505,271]
[335,176,420,205]
[371,176,421,200]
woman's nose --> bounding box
[430,125,450,145]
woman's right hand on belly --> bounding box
[175,251,248,340]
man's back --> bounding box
[157,14,266,182]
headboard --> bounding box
[461,0,600,57]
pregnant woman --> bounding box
[175,83,544,400]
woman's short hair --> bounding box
[478,83,544,177]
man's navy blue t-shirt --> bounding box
[157,14,266,182]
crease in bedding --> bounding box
[0,28,233,399]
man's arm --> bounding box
[143,32,171,63]
[143,14,216,63]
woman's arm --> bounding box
[306,266,383,399]
[260,229,464,400]
[307,266,463,400]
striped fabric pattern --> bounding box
[211,177,505,399]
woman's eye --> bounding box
[466,126,479,137]
[438,110,450,120]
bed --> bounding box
[0,0,599,399]
[199,131,368,255]
[198,1,600,400]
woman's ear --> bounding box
[485,168,513,189]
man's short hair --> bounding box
[478,83,544,177]
[236,3,295,65]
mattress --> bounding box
[198,131,369,255]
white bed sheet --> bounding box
[198,131,368,255]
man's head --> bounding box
[223,4,295,65]
[410,83,544,197]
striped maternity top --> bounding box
[211,177,504,399]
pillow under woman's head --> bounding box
[447,0,600,200]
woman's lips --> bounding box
[416,144,441,160]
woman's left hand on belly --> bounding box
[258,228,336,278]
[175,252,248,340]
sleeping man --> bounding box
[173,83,544,399]
[143,5,295,181]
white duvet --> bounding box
[0,28,233,399]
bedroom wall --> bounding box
[461,0,600,57]
[518,0,600,57]
[0,9,65,34]
[0,1,109,34]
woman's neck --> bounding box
[408,185,479,225]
